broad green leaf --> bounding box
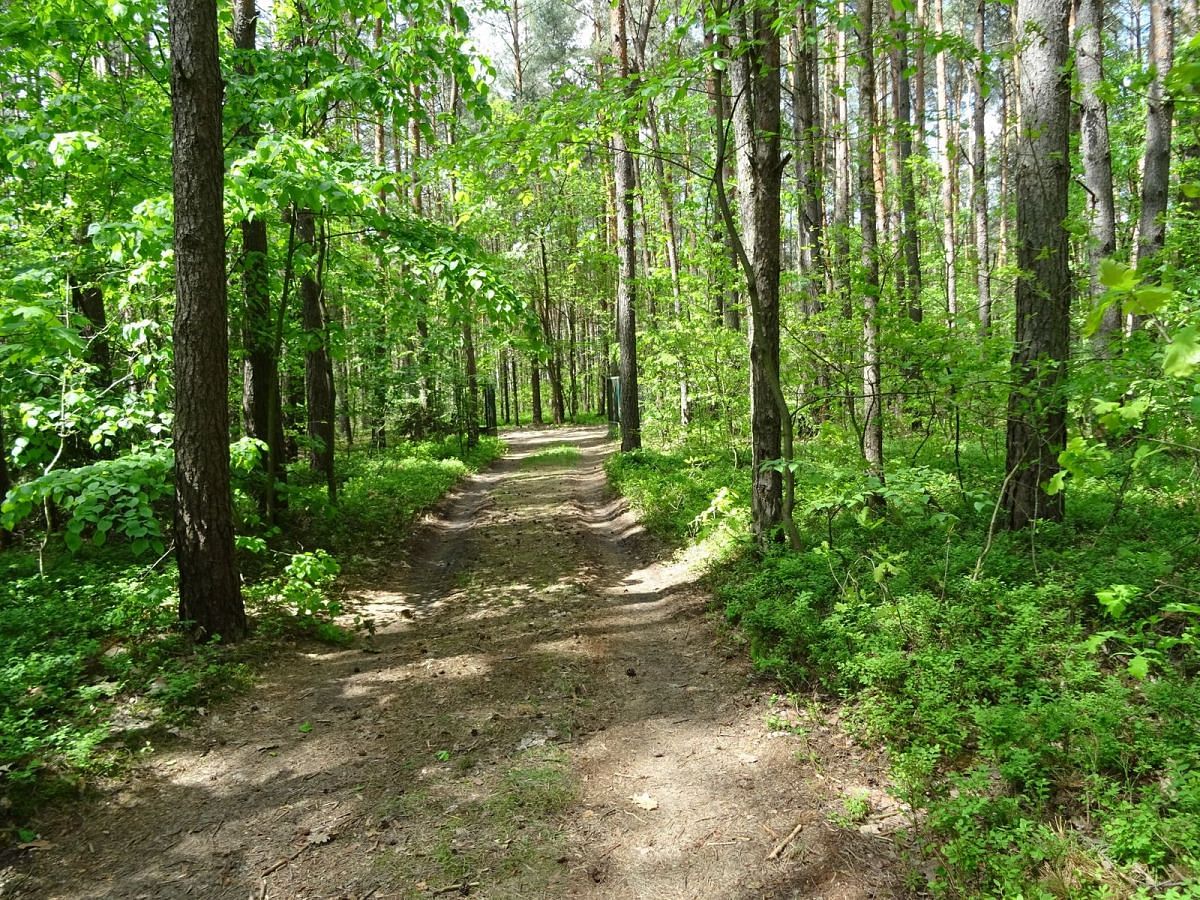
[1164,326,1200,377]
[1098,258,1136,291]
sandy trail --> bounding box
[8,427,905,899]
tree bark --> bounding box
[972,0,991,332]
[715,0,797,546]
[1075,0,1120,351]
[793,4,824,317]
[612,0,641,451]
[538,235,567,424]
[1003,0,1071,530]
[934,0,958,322]
[298,208,336,501]
[511,354,521,425]
[0,410,10,549]
[462,316,479,447]
[860,0,884,484]
[170,0,245,640]
[531,357,544,425]
[70,279,112,388]
[1136,0,1174,283]
[891,1,921,325]
[831,0,852,309]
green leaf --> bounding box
[1123,285,1172,315]
[1164,326,1200,377]
[1127,655,1150,680]
[1098,258,1136,291]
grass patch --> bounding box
[604,448,745,541]
[521,444,581,468]
[376,748,575,897]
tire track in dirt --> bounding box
[7,427,907,899]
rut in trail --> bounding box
[10,427,907,900]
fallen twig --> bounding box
[767,820,805,860]
[431,881,480,895]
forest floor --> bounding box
[5,427,910,899]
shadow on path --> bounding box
[7,427,907,899]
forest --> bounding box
[1,0,1199,892]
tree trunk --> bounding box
[70,279,112,388]
[612,0,641,451]
[0,410,10,549]
[1003,0,1071,530]
[831,0,852,308]
[1075,0,1120,351]
[501,349,511,424]
[531,357,544,425]
[233,0,287,519]
[716,0,798,547]
[462,316,479,448]
[891,2,921,325]
[1135,0,1174,284]
[793,5,824,317]
[511,353,521,425]
[538,236,567,424]
[934,0,958,323]
[169,0,245,640]
[972,0,991,332]
[298,208,336,501]
[860,0,885,484]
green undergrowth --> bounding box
[606,433,1200,896]
[287,435,503,550]
[0,552,254,821]
[0,434,503,831]
[605,447,747,548]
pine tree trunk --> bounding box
[832,0,852,308]
[170,0,245,640]
[891,1,921,325]
[462,316,479,448]
[717,0,796,546]
[1003,0,1071,529]
[935,0,958,322]
[531,358,544,425]
[538,236,567,424]
[233,0,286,516]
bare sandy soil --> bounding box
[4,427,910,899]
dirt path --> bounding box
[8,427,906,899]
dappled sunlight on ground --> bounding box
[12,426,903,900]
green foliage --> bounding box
[610,431,1200,893]
[604,448,745,541]
[0,554,249,812]
[1,449,172,555]
[289,436,503,549]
